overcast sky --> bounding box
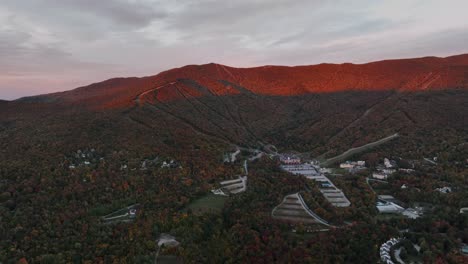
[1,0,467,100]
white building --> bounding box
[279,155,301,165]
[384,158,394,168]
[377,200,404,213]
[339,160,365,169]
[402,208,421,219]
[340,162,355,169]
[372,172,388,180]
[435,187,452,194]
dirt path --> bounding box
[321,133,399,167]
[135,81,176,106]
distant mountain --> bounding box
[16,54,468,109]
[0,54,466,161]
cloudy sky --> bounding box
[1,0,467,100]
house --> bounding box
[129,209,137,218]
[459,208,468,214]
[461,244,468,255]
[372,172,388,180]
[435,187,452,194]
[384,158,393,168]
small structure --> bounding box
[372,172,388,180]
[339,160,365,170]
[377,199,404,213]
[161,159,179,169]
[384,158,395,168]
[129,209,137,218]
[399,168,415,173]
[460,244,468,256]
[157,234,180,248]
[459,208,468,214]
[212,176,247,196]
[402,208,422,219]
[211,189,228,196]
[279,154,301,165]
[435,187,452,194]
[223,148,241,163]
[101,204,139,224]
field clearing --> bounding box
[184,194,227,214]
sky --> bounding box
[1,0,467,100]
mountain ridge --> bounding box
[11,53,468,109]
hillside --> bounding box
[0,54,467,263]
[13,54,468,110]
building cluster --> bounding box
[376,195,423,219]
[118,157,180,171]
[372,158,397,180]
[379,237,402,264]
[161,159,180,169]
[68,148,103,169]
[339,160,366,173]
[212,176,247,196]
[376,195,404,213]
[278,154,301,165]
[140,157,159,170]
[280,156,350,207]
[223,148,241,163]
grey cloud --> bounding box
[47,0,167,28]
[0,0,467,100]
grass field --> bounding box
[184,193,227,214]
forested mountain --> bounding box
[0,55,467,263]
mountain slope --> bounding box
[17,54,468,109]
